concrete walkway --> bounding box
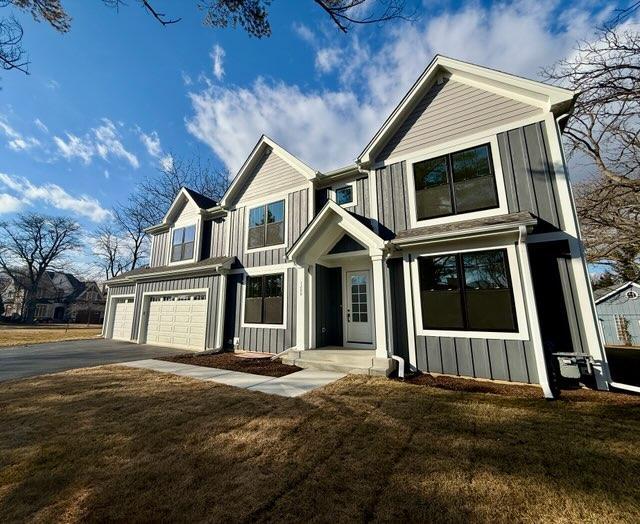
[121,359,345,398]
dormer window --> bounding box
[248,200,285,250]
[171,225,196,262]
[413,143,498,220]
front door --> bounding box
[345,270,373,345]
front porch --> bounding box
[281,348,395,376]
[286,201,396,376]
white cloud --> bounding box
[54,133,94,164]
[211,44,225,81]
[139,129,162,158]
[0,172,111,222]
[0,193,23,214]
[34,118,49,134]
[182,71,193,86]
[0,117,41,152]
[186,0,606,172]
[53,119,139,168]
[293,22,315,44]
[160,154,174,171]
[104,169,110,179]
[47,79,60,90]
[315,48,342,73]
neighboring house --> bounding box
[594,282,640,347]
[2,271,106,323]
[103,55,610,398]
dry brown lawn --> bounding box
[0,366,639,523]
[0,324,102,348]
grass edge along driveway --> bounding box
[0,366,638,523]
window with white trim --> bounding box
[171,225,196,262]
[35,304,47,318]
[413,143,499,220]
[335,186,353,206]
[244,273,284,325]
[248,200,285,249]
[417,248,517,332]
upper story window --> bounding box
[413,144,498,221]
[335,186,353,206]
[171,225,196,262]
[418,249,517,332]
[248,200,285,250]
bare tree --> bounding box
[91,224,127,280]
[133,154,230,227]
[0,214,81,323]
[1,0,410,75]
[113,198,148,270]
[543,16,640,281]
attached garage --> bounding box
[111,298,134,341]
[144,293,208,350]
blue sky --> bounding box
[0,0,611,232]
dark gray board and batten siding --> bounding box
[128,275,222,348]
[150,231,170,268]
[109,284,136,296]
[227,188,309,268]
[375,121,563,237]
[387,257,540,384]
[376,121,564,384]
[315,176,371,218]
[224,268,297,353]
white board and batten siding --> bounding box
[375,79,542,164]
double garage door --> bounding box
[145,294,208,350]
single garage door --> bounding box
[145,293,207,350]
[112,298,134,341]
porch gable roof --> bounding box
[287,200,386,262]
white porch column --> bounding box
[371,254,388,359]
[295,263,308,350]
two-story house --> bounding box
[103,56,609,398]
[3,271,105,323]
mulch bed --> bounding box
[160,352,302,378]
[400,372,640,404]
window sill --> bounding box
[415,327,530,341]
[245,243,287,254]
[168,257,196,266]
[241,322,287,330]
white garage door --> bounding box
[145,293,207,350]
[112,299,134,341]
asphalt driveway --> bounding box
[0,339,180,382]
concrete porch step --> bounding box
[282,349,396,377]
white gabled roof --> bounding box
[287,200,386,261]
[358,55,576,165]
[220,135,319,207]
[595,282,640,304]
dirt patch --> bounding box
[160,351,302,377]
[402,372,640,404]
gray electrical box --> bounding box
[552,353,593,379]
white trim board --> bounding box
[403,134,509,229]
[240,268,289,330]
[409,242,530,341]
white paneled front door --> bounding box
[145,294,207,350]
[345,270,373,345]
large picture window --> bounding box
[171,225,196,262]
[244,273,284,325]
[418,249,517,332]
[413,144,498,221]
[248,200,285,249]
